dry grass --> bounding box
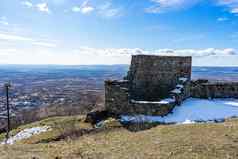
[0,115,92,144]
[1,116,238,159]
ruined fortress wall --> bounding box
[190,80,238,98]
[129,101,176,116]
[127,55,192,101]
[105,55,192,116]
[104,55,238,116]
[105,80,130,114]
[105,80,177,116]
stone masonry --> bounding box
[105,55,192,116]
[126,55,192,101]
[105,55,238,116]
[190,79,238,99]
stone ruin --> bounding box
[105,55,191,116]
[105,55,238,116]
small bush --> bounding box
[54,119,90,140]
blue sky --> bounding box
[0,0,238,66]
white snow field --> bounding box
[121,98,238,124]
[1,126,51,145]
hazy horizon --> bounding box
[1,63,238,67]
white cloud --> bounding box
[0,46,237,66]
[0,17,9,26]
[0,33,33,41]
[145,0,238,14]
[32,42,57,47]
[145,0,201,13]
[231,7,238,14]
[36,3,51,14]
[72,1,94,14]
[0,49,17,54]
[72,6,81,12]
[22,1,51,14]
[98,2,121,18]
[73,47,238,57]
[72,1,120,17]
[216,0,238,15]
[81,6,94,14]
[0,32,57,48]
[217,17,228,21]
[152,48,237,57]
[21,1,33,8]
[68,47,238,66]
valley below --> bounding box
[0,65,238,133]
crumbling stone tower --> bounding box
[105,55,192,116]
[127,55,191,101]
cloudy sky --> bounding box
[0,0,238,66]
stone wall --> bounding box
[104,78,191,116]
[170,77,191,105]
[105,55,192,116]
[191,79,238,98]
[127,55,192,101]
[105,80,177,116]
[129,100,176,116]
[105,80,130,114]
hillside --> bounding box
[0,115,238,159]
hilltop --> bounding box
[0,115,238,159]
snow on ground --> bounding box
[131,98,175,104]
[171,89,181,94]
[1,126,51,145]
[181,119,196,124]
[121,98,238,124]
[179,77,187,82]
[176,84,184,89]
[158,98,175,104]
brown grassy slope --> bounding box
[0,117,238,159]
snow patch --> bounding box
[179,77,187,82]
[121,98,238,124]
[181,119,195,124]
[131,100,161,104]
[176,84,184,89]
[131,98,175,104]
[158,98,175,104]
[1,126,51,145]
[224,101,238,107]
[171,88,181,94]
